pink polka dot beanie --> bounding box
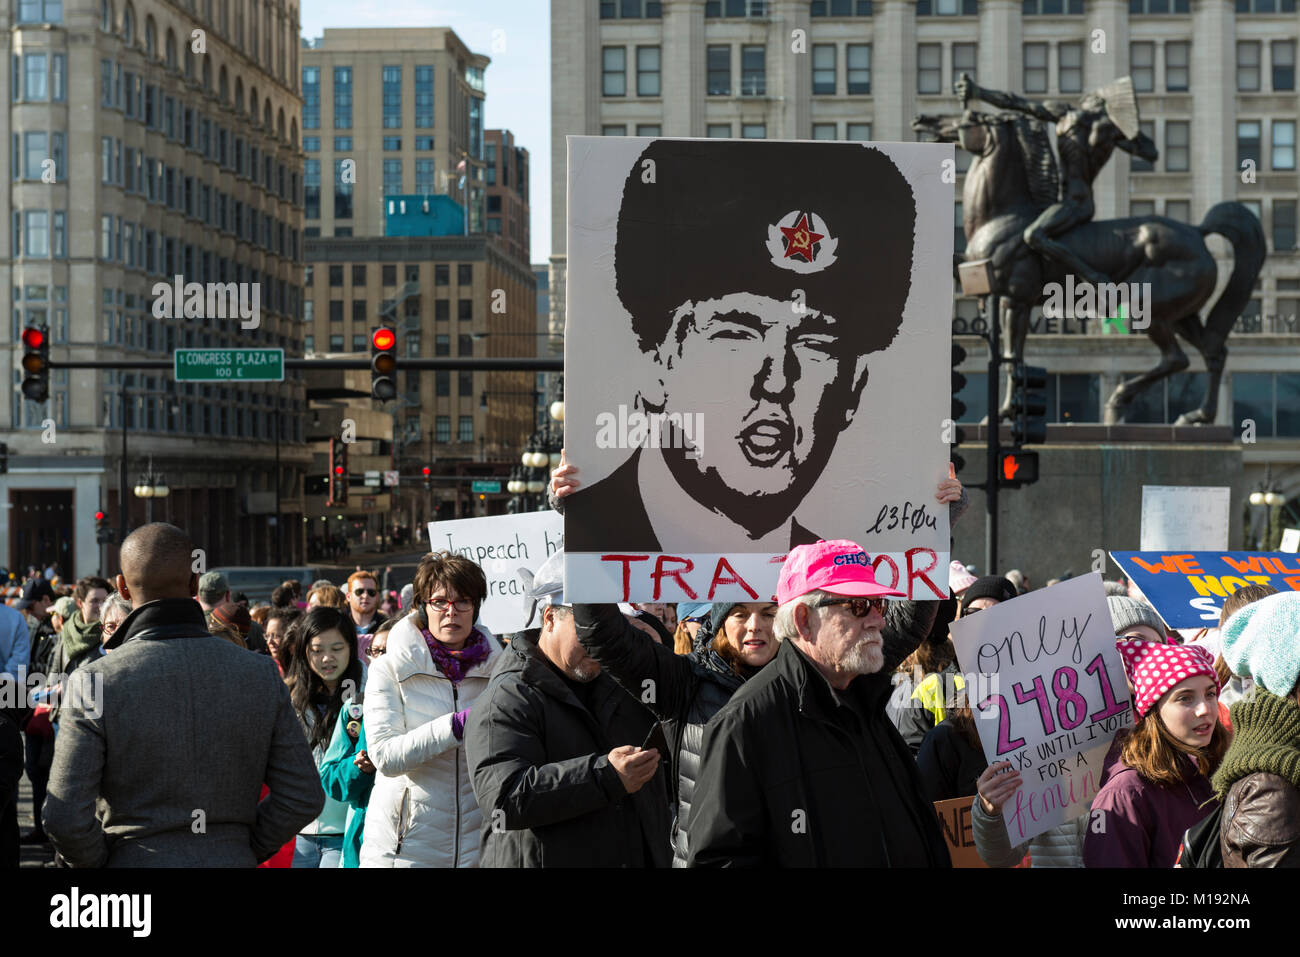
[1116,639,1219,719]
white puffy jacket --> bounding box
[359,614,501,867]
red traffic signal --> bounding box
[94,511,105,522]
[334,465,344,475]
[422,467,431,476]
[371,327,396,351]
[998,450,1040,487]
[21,327,44,349]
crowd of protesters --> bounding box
[1,456,1298,869]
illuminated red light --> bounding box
[371,328,396,351]
[22,327,44,349]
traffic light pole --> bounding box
[119,379,129,547]
[985,294,1000,578]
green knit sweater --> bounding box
[1212,690,1300,801]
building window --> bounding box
[707,45,731,96]
[304,159,320,219]
[435,299,449,320]
[918,44,942,94]
[24,211,49,257]
[952,43,977,86]
[415,65,434,127]
[352,300,366,322]
[741,123,766,138]
[383,136,401,151]
[18,0,63,23]
[1236,41,1262,92]
[302,66,320,129]
[603,47,626,97]
[435,416,450,442]
[1275,200,1297,251]
[1130,199,1155,217]
[435,264,448,286]
[458,416,473,443]
[458,333,473,356]
[334,136,352,152]
[602,0,663,15]
[846,44,871,94]
[382,65,401,129]
[1274,40,1296,91]
[458,264,472,285]
[436,370,450,396]
[602,124,626,136]
[954,201,965,254]
[1235,0,1297,11]
[458,299,473,320]
[334,159,353,218]
[812,123,837,140]
[1238,120,1261,169]
[741,45,766,95]
[23,53,48,101]
[917,0,978,12]
[415,158,435,192]
[1130,0,1191,10]
[333,66,352,129]
[1164,120,1189,171]
[636,124,661,136]
[435,334,449,356]
[383,159,402,194]
[1273,120,1296,170]
[1023,43,1048,93]
[1131,42,1155,92]
[811,0,874,13]
[637,46,661,96]
[1023,0,1083,11]
[1165,41,1189,92]
[707,123,731,137]
[812,45,836,95]
[1165,199,1190,222]
[1058,41,1082,93]
[415,136,434,151]
[847,122,871,140]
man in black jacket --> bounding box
[465,551,671,867]
[687,538,952,867]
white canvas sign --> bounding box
[949,572,1131,845]
[426,511,563,635]
[561,136,954,602]
[1140,485,1230,552]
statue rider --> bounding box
[953,73,1159,287]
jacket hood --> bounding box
[385,612,500,684]
[60,609,102,660]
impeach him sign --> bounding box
[1110,550,1300,628]
[949,573,1131,845]
[426,511,563,636]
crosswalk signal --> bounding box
[370,326,397,401]
[951,342,968,474]
[95,510,115,544]
[21,325,49,403]
[998,450,1040,487]
[1010,363,1048,446]
[328,438,348,506]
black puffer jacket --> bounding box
[464,633,672,867]
[574,603,746,867]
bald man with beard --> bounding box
[43,523,324,867]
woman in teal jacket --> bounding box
[320,695,376,867]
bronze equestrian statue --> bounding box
[915,73,1265,425]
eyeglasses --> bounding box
[353,588,378,597]
[428,598,473,614]
[367,644,387,658]
[815,597,887,618]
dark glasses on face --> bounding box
[815,597,887,618]
[353,588,377,597]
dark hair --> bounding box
[282,579,303,600]
[271,584,296,608]
[273,608,306,672]
[412,551,487,623]
[1219,583,1278,628]
[288,607,361,751]
[1119,704,1230,788]
[74,576,113,602]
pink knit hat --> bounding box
[948,561,978,595]
[1116,639,1219,719]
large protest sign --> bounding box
[1110,550,1300,628]
[1140,485,1230,551]
[949,573,1130,845]
[426,511,563,635]
[561,136,954,602]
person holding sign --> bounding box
[686,540,951,867]
[1083,641,1226,867]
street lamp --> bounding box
[133,456,171,523]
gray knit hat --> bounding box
[1107,595,1166,638]
[1221,591,1300,696]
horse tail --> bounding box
[1197,201,1266,343]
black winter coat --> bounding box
[574,602,745,867]
[464,633,672,868]
[916,719,985,803]
[687,609,951,868]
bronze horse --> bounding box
[913,109,1265,425]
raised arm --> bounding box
[1116,130,1158,164]
[955,73,1061,125]
[573,603,699,722]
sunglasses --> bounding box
[815,596,887,618]
[353,588,378,597]
[367,644,386,658]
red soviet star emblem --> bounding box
[779,213,824,262]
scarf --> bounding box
[1212,689,1300,800]
[421,626,490,684]
[60,611,102,663]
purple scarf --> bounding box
[421,626,490,684]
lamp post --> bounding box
[132,456,171,525]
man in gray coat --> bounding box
[42,523,324,867]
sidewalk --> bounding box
[16,772,56,868]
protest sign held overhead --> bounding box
[561,136,954,602]
[1110,550,1300,628]
[1139,486,1231,552]
[426,511,563,635]
[949,572,1130,845]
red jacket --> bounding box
[256,784,296,868]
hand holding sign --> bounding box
[976,760,1023,816]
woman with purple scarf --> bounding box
[359,551,502,867]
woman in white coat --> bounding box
[360,551,502,867]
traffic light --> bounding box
[95,510,115,544]
[951,342,968,474]
[370,325,397,400]
[328,438,348,506]
[1010,363,1048,446]
[422,466,432,491]
[0,441,7,475]
[20,325,49,403]
[998,450,1040,487]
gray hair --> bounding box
[101,592,132,622]
[773,589,835,643]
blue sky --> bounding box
[301,0,552,264]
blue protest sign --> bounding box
[1109,551,1300,628]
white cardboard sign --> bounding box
[1140,485,1230,552]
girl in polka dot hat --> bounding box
[1082,640,1229,868]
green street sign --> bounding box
[471,480,501,494]
[174,348,285,382]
